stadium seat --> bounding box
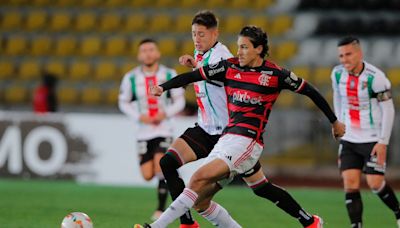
[221,14,246,34]
[104,36,127,56]
[312,66,332,87]
[155,0,177,7]
[128,0,148,7]
[228,41,238,55]
[270,15,293,35]
[32,0,52,6]
[206,0,226,8]
[291,66,311,81]
[386,68,400,88]
[124,14,147,32]
[19,60,41,80]
[54,36,77,56]
[4,84,28,104]
[25,10,47,30]
[148,14,172,33]
[49,11,72,31]
[81,86,102,105]
[80,0,100,7]
[253,0,274,9]
[4,35,27,56]
[128,39,141,56]
[158,38,177,57]
[174,14,193,33]
[99,13,121,32]
[79,36,102,56]
[75,12,97,31]
[275,41,297,61]
[179,0,201,8]
[275,90,295,108]
[173,64,189,75]
[1,11,23,29]
[58,86,80,104]
[120,61,137,76]
[0,60,15,79]
[230,0,250,9]
[180,39,195,56]
[94,61,117,81]
[56,0,77,7]
[44,60,66,78]
[247,15,270,31]
[30,36,52,56]
[105,87,119,105]
[69,60,92,80]
[104,0,127,7]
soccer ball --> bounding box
[61,212,93,228]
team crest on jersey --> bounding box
[234,73,241,79]
[258,74,271,86]
[350,79,356,89]
[362,81,368,90]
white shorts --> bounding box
[203,134,263,186]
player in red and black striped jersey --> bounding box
[134,26,345,228]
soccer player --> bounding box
[134,25,345,228]
[118,38,185,221]
[331,36,400,228]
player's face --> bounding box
[137,42,161,67]
[237,36,263,67]
[338,43,363,73]
[192,24,218,53]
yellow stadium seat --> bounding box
[148,14,172,33]
[158,38,177,57]
[230,0,250,8]
[221,14,245,34]
[69,60,92,80]
[275,90,295,108]
[32,0,51,6]
[275,41,297,61]
[7,0,28,5]
[180,39,195,56]
[79,36,102,56]
[99,13,121,32]
[49,12,72,31]
[25,10,47,30]
[4,84,28,104]
[247,15,270,31]
[386,68,400,88]
[128,0,148,7]
[120,61,137,76]
[128,39,141,56]
[253,0,274,9]
[228,41,238,55]
[94,61,117,81]
[104,36,127,56]
[270,15,293,35]
[206,0,225,8]
[58,86,80,104]
[80,0,100,7]
[1,11,23,29]
[81,86,102,105]
[104,0,126,7]
[174,14,193,33]
[30,36,52,56]
[44,60,66,78]
[75,12,97,31]
[291,66,311,81]
[4,35,27,55]
[57,0,77,7]
[155,0,176,7]
[54,36,77,56]
[313,66,332,87]
[179,0,201,8]
[105,87,119,105]
[19,60,41,80]
[0,60,15,79]
[173,64,189,75]
[124,14,147,32]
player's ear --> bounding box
[256,45,263,56]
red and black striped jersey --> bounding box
[198,57,306,143]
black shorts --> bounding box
[179,125,220,159]
[138,137,172,165]
[338,140,385,175]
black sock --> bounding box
[375,183,400,219]
[252,181,314,227]
[157,179,168,211]
[345,191,363,227]
[160,153,194,225]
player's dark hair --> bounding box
[337,36,360,47]
[138,38,158,47]
[239,25,269,58]
[192,10,218,29]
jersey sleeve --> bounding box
[199,59,228,82]
[164,69,186,117]
[118,74,140,122]
[331,68,342,119]
[373,73,392,102]
[278,68,306,93]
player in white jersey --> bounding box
[331,36,400,228]
[118,38,185,221]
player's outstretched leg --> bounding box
[372,181,400,226]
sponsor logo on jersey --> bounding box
[362,81,368,90]
[261,70,273,75]
[208,66,225,77]
[284,77,300,89]
[258,74,271,86]
[209,62,219,69]
[350,79,356,89]
[232,91,262,105]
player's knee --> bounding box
[189,172,210,192]
[159,153,181,173]
[142,172,153,181]
[368,180,384,191]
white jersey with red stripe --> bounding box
[331,61,391,143]
[118,64,185,140]
[193,42,233,135]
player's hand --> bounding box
[139,114,153,124]
[332,120,346,140]
[152,112,166,125]
[371,143,387,166]
[149,85,163,96]
[179,54,197,68]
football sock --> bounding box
[151,188,197,228]
[159,152,195,224]
[156,178,168,211]
[374,182,400,219]
[251,179,313,227]
[199,201,241,228]
[345,191,363,227]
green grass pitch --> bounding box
[0,178,398,227]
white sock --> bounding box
[150,188,197,228]
[199,201,242,228]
